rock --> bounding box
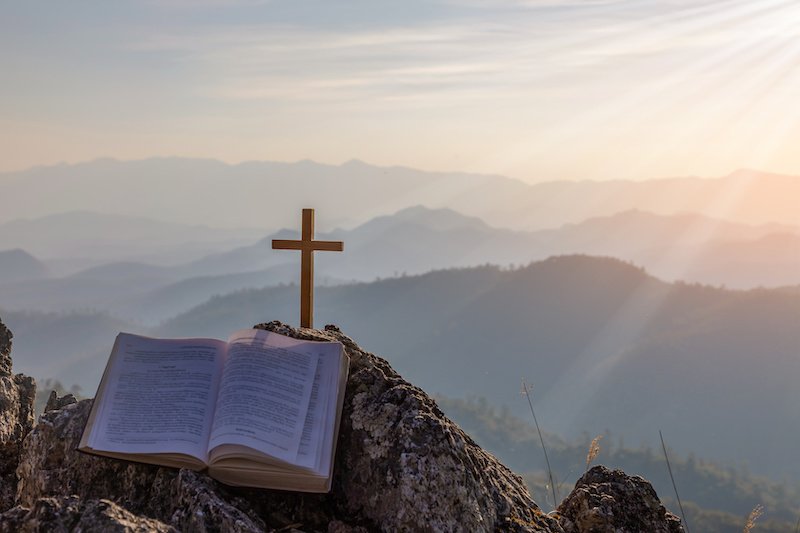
[6,320,685,532]
[16,401,268,531]
[556,465,685,533]
[15,321,560,532]
[0,317,35,512]
[43,390,77,413]
[0,496,174,532]
[0,319,12,377]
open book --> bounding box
[79,328,349,493]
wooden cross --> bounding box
[272,209,343,329]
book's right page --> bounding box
[208,329,349,491]
[207,329,319,464]
[292,339,347,474]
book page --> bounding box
[208,329,318,464]
[293,342,343,470]
[87,334,226,461]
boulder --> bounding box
[556,466,684,533]
[0,318,35,511]
[0,496,173,532]
[0,319,12,377]
[12,321,559,532]
[43,390,77,413]
[2,320,686,532]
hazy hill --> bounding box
[3,158,800,231]
[0,158,525,231]
[0,211,264,273]
[0,249,48,284]
[0,205,529,321]
[1,206,798,321]
[0,309,139,388]
[682,232,800,287]
[0,206,514,320]
[533,210,800,288]
[0,262,182,315]
[180,206,800,287]
[187,205,528,277]
[155,256,800,481]
[535,209,792,251]
[439,396,800,531]
[510,168,800,230]
[114,266,348,322]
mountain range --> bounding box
[7,255,796,482]
[0,206,797,323]
[2,157,799,487]
[151,256,800,481]
[0,211,264,274]
[3,158,800,231]
[0,249,48,284]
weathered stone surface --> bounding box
[43,390,77,413]
[0,496,174,532]
[0,319,12,377]
[15,321,559,532]
[16,400,269,531]
[7,320,685,532]
[252,322,562,533]
[556,465,685,533]
[0,317,35,512]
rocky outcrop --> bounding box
[0,318,35,511]
[11,322,557,532]
[557,466,684,533]
[0,319,685,532]
[43,390,77,413]
[0,320,12,377]
[0,496,173,532]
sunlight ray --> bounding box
[475,0,800,182]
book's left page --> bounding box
[79,333,227,469]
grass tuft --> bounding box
[585,435,602,471]
[743,504,763,533]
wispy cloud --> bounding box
[4,0,800,179]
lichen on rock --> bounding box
[556,465,685,533]
[0,317,35,512]
[0,496,174,532]
[9,321,557,532]
[0,319,687,532]
[0,319,13,378]
[43,390,77,413]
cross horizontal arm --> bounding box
[272,239,344,252]
[310,240,344,252]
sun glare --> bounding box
[478,0,800,183]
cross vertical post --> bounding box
[300,208,314,330]
[272,209,343,329]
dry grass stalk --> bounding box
[660,430,690,533]
[743,505,763,533]
[585,435,602,471]
[521,380,558,509]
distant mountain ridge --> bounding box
[1,206,798,323]
[3,158,800,230]
[0,249,48,285]
[0,211,263,272]
[8,255,800,483]
[0,157,522,230]
[152,255,800,482]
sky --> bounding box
[2,0,800,182]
